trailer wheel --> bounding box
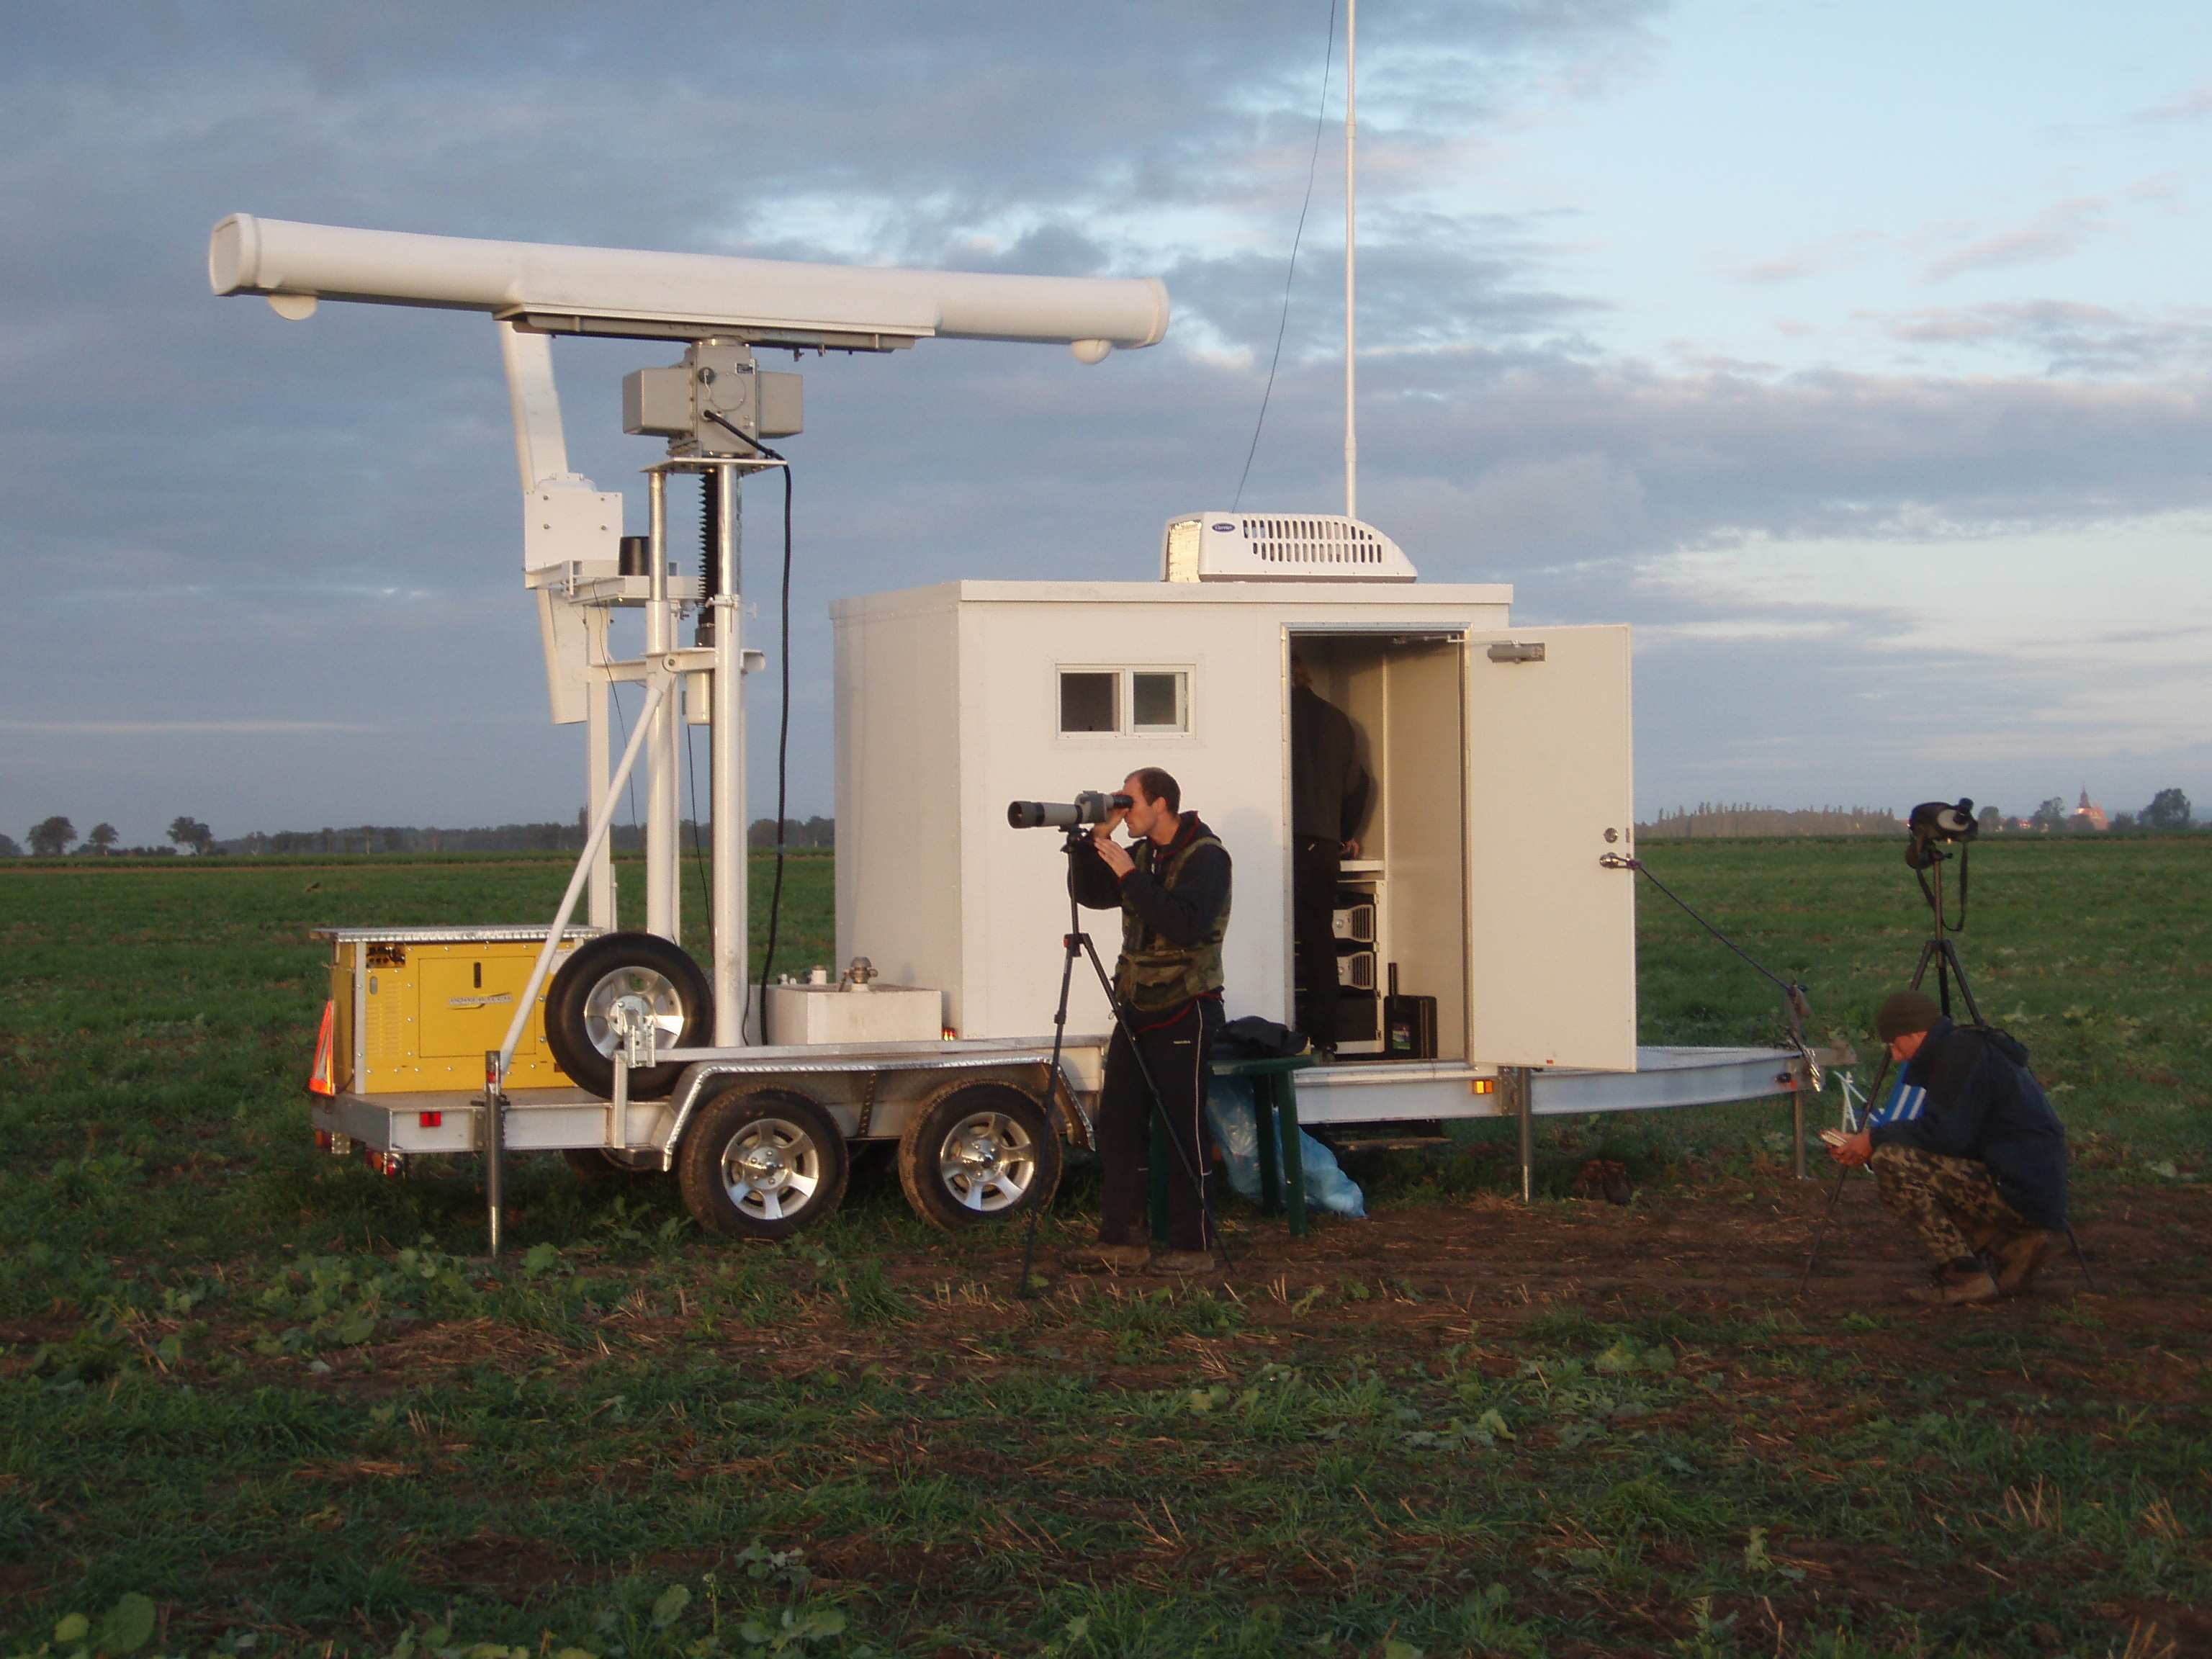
[898,1081,1062,1231]
[677,1084,848,1241]
[561,1147,664,1184]
[544,932,711,1100]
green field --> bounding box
[1,840,2207,1657]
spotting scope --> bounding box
[1007,793,1133,830]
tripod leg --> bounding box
[1798,1049,1897,1291]
[1015,880,1096,1295]
[1797,1166,1854,1293]
[2064,1224,2099,1293]
[1075,932,1231,1263]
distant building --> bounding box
[2071,787,2108,833]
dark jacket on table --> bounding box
[1071,812,1231,1001]
[1870,1017,2069,1229]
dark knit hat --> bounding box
[1876,990,1942,1043]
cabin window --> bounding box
[1058,667,1192,736]
[1130,670,1187,732]
[1058,671,1118,734]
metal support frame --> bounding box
[644,472,679,943]
[708,462,746,1044]
[1509,1065,1534,1203]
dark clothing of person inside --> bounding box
[1070,811,1232,1251]
[1290,681,1370,1051]
[1870,1017,2069,1230]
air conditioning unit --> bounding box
[1160,512,1418,583]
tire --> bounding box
[898,1080,1063,1231]
[676,1084,849,1241]
[561,1147,664,1184]
[544,932,711,1100]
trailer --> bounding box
[220,214,1815,1251]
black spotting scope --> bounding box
[1905,797,1978,868]
[1007,791,1133,830]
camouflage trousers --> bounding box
[1869,1143,2029,1264]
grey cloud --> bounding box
[2135,80,2212,126]
[1883,301,2212,377]
[1922,197,2107,282]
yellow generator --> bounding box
[313,926,597,1094]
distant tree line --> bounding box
[1639,805,1905,839]
[4,813,839,857]
[1638,790,2195,841]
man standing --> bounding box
[1069,768,1232,1273]
[1290,653,1370,1057]
[1828,990,2070,1305]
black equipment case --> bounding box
[1383,963,1437,1060]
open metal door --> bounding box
[1465,625,1637,1071]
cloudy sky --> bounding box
[4,0,2208,847]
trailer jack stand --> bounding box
[484,1049,508,1261]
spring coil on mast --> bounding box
[696,472,721,645]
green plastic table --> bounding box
[1149,1051,1316,1241]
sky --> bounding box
[2,0,2208,847]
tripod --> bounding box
[1017,826,1228,1291]
[1798,846,2093,1292]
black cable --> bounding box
[685,724,711,951]
[701,411,795,1043]
[1233,0,1339,511]
[1614,855,1800,996]
[608,683,643,860]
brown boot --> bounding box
[1066,1241,1151,1273]
[1993,1230,2062,1296]
[1904,1256,1999,1306]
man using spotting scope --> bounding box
[1068,768,1232,1273]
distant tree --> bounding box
[803,815,835,848]
[0,832,21,857]
[167,815,212,855]
[1977,805,2001,833]
[2028,797,2068,832]
[30,816,76,856]
[2108,811,2136,832]
[86,823,119,855]
[2142,788,2193,831]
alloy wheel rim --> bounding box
[580,967,685,1059]
[938,1110,1037,1213]
[719,1117,822,1221]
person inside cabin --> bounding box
[1290,652,1370,1058]
[1826,990,2072,1305]
[1067,768,1233,1273]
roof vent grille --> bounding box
[1159,511,1417,583]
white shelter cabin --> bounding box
[835,513,1640,1127]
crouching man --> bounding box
[1067,767,1231,1274]
[1830,990,2070,1305]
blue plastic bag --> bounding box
[1206,1074,1366,1219]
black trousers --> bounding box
[1292,836,1341,1048]
[1097,997,1223,1251]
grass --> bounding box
[1,838,2208,1656]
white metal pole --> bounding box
[1344,0,1358,522]
[710,464,747,1044]
[644,472,677,942]
[498,680,669,1071]
[585,613,613,931]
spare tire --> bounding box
[544,931,711,1100]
